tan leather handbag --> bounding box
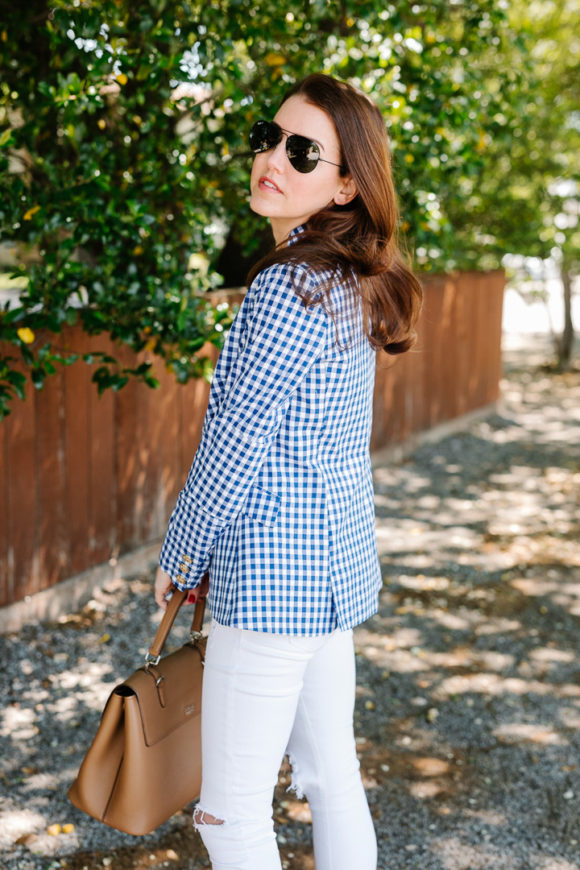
[68,585,206,835]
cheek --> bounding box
[250,155,261,187]
[250,151,272,182]
[294,175,335,208]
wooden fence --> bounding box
[0,270,504,609]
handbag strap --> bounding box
[146,585,206,665]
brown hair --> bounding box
[247,74,423,355]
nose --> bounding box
[266,137,287,173]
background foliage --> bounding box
[0,0,576,417]
[474,0,579,367]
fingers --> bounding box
[154,567,209,608]
[154,588,169,610]
[154,566,173,610]
[185,572,209,604]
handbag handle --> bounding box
[146,582,206,666]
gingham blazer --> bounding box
[159,231,382,634]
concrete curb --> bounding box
[0,542,162,634]
[371,401,499,467]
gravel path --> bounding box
[1,337,579,870]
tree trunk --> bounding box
[557,264,575,369]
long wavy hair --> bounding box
[247,74,423,355]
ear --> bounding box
[333,176,358,207]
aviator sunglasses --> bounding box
[249,119,344,174]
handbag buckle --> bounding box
[190,630,203,643]
[145,652,161,667]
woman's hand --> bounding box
[154,566,210,609]
[154,566,174,610]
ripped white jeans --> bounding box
[194,619,377,870]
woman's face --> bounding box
[249,95,355,245]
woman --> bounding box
[154,73,422,870]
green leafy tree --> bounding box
[0,0,528,417]
[0,0,233,416]
[209,0,529,279]
[444,0,579,367]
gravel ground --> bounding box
[1,336,579,870]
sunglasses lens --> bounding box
[249,120,281,153]
[286,135,320,173]
[249,122,322,173]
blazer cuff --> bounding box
[158,493,227,588]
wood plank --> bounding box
[371,362,385,450]
[454,275,465,418]
[34,361,67,594]
[0,409,9,606]
[413,305,430,434]
[152,358,182,536]
[473,272,490,408]
[135,359,159,544]
[374,353,402,447]
[5,375,37,603]
[87,332,116,565]
[403,334,425,437]
[179,365,211,481]
[421,276,445,430]
[490,272,505,399]
[443,275,460,423]
[393,354,411,444]
[115,362,139,553]
[63,325,91,577]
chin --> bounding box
[249,195,274,219]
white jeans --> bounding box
[194,620,377,870]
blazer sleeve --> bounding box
[158,262,328,589]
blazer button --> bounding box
[179,562,190,573]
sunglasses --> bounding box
[249,119,344,174]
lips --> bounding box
[259,176,282,194]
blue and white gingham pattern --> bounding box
[159,228,382,635]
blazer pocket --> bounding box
[242,485,281,527]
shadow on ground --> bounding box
[1,339,579,870]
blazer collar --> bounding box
[287,224,307,246]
